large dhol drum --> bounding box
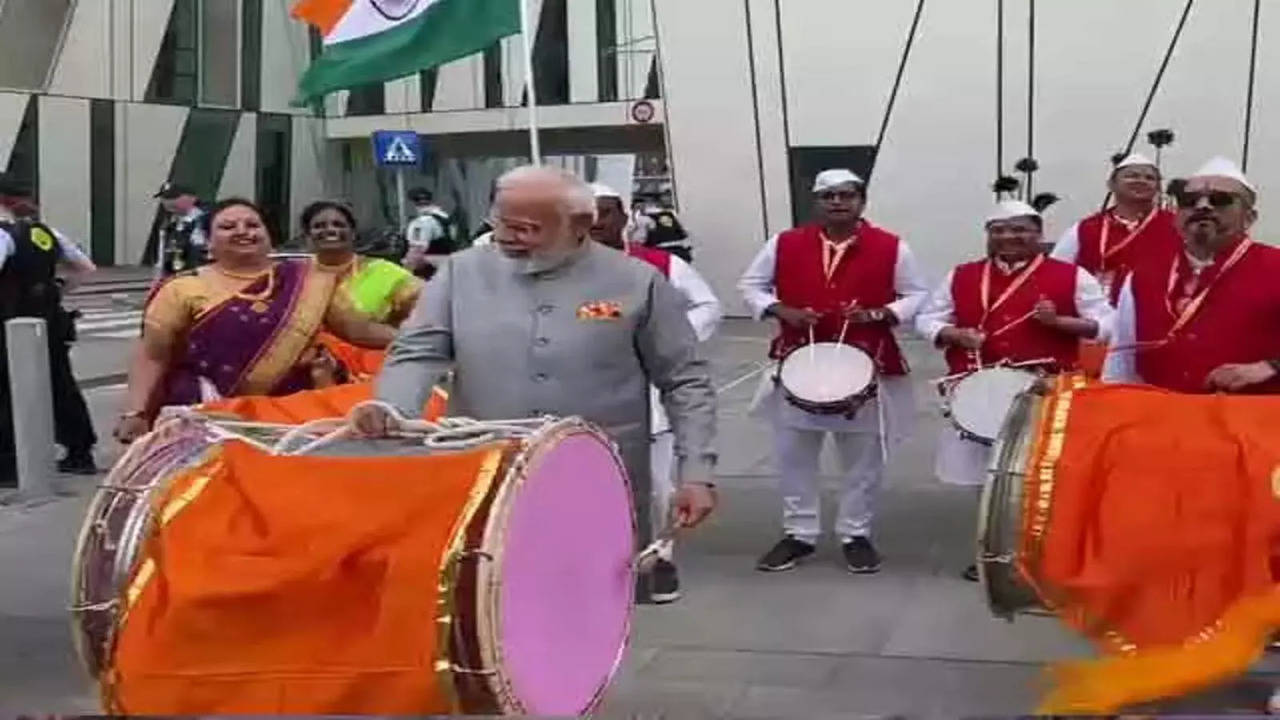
[777,342,877,417]
[978,376,1280,651]
[71,411,635,715]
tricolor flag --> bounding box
[292,0,521,105]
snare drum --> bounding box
[945,366,1040,444]
[71,412,634,716]
[777,342,877,416]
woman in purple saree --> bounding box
[113,199,396,442]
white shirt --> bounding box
[0,225,92,271]
[666,254,721,342]
[1050,222,1083,264]
[915,263,1114,346]
[406,205,448,249]
[1102,275,1141,383]
[649,252,722,435]
[737,232,930,324]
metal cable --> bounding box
[873,0,927,168]
[1243,0,1262,172]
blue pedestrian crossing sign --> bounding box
[371,131,422,167]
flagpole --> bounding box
[519,0,542,165]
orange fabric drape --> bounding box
[107,440,499,714]
[316,331,386,383]
[1018,381,1280,712]
[200,382,449,423]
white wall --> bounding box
[260,0,313,114]
[47,0,110,98]
[37,96,91,247]
[218,112,257,199]
[652,0,767,312]
[0,92,31,168]
[115,102,187,264]
[652,0,1280,304]
[130,0,174,102]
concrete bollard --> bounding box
[6,318,55,496]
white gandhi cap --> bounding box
[985,199,1041,225]
[1189,156,1256,193]
[813,169,864,193]
[591,183,623,199]
[1113,152,1157,171]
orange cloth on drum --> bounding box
[106,440,498,715]
[316,330,386,382]
[200,381,449,423]
[1020,382,1280,712]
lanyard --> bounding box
[1161,237,1253,340]
[820,230,857,281]
[1098,208,1157,270]
[979,254,1044,328]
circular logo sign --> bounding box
[630,100,656,124]
[369,0,421,20]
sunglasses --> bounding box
[816,190,863,202]
[1175,190,1240,210]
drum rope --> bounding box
[161,404,549,456]
[270,401,548,455]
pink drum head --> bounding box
[495,427,633,714]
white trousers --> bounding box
[776,426,885,544]
[650,430,676,538]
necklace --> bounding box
[212,263,276,312]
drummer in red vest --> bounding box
[1104,156,1280,394]
[739,168,929,575]
[1051,152,1181,303]
[590,182,722,604]
[916,199,1112,581]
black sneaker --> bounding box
[963,564,980,582]
[842,537,882,574]
[756,536,816,572]
[650,559,681,604]
[57,451,98,476]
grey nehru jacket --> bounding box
[375,238,718,485]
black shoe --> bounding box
[963,564,980,582]
[842,537,882,574]
[756,536,816,572]
[650,559,681,604]
[57,451,98,476]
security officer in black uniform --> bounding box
[153,182,208,277]
[0,175,99,485]
[637,194,694,262]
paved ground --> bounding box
[0,318,1276,716]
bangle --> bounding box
[119,410,146,420]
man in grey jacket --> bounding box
[351,166,719,600]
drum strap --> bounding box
[1098,208,1158,269]
[980,254,1045,325]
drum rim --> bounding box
[777,342,877,405]
[69,417,215,681]
[469,417,635,715]
[948,367,1039,443]
[977,389,1034,617]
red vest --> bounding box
[1074,208,1181,303]
[1132,238,1280,394]
[771,222,907,375]
[945,257,1081,374]
[627,244,671,277]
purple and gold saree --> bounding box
[152,259,337,407]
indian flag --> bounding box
[292,0,520,104]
